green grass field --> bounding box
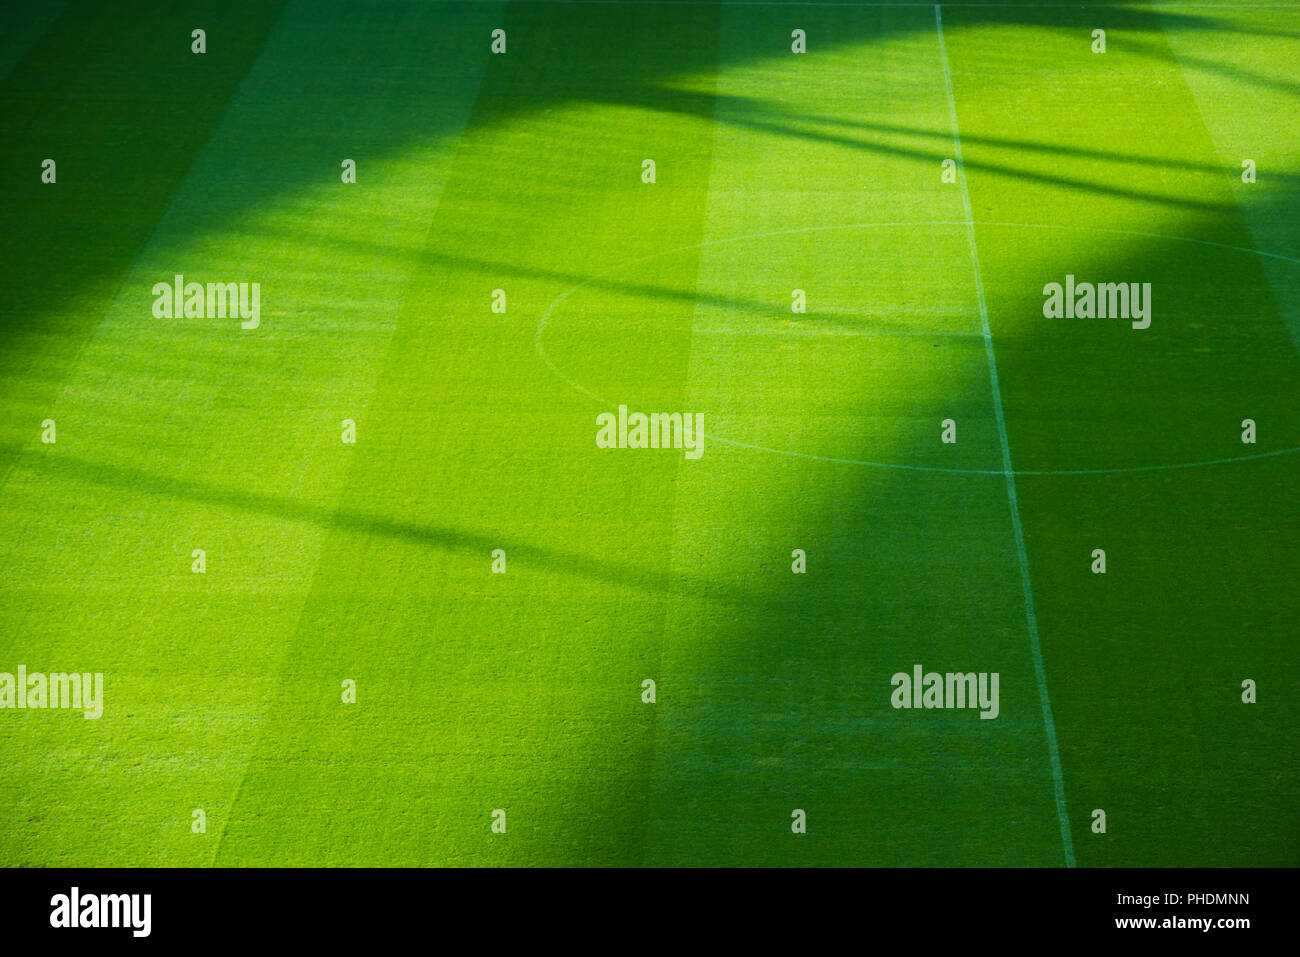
[1,0,1296,867]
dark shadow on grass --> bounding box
[1125,32,1300,99]
[783,114,1300,184]
[960,203,1300,863]
[237,216,986,338]
[618,164,1300,867]
[0,441,761,608]
[633,85,1238,214]
[0,0,1260,361]
[2,0,1297,867]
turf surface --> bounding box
[0,0,1296,866]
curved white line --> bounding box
[536,220,1300,476]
